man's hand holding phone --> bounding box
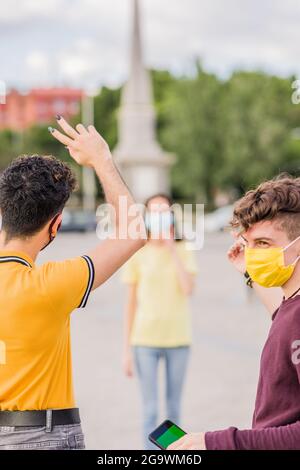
[167,432,206,451]
[149,420,206,451]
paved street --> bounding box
[39,231,270,450]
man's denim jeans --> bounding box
[0,423,85,450]
[133,346,190,450]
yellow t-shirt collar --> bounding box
[0,250,34,267]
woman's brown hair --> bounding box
[145,193,184,242]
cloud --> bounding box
[26,50,49,70]
[1,0,300,90]
[0,0,65,25]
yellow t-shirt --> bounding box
[121,242,197,347]
[0,250,94,411]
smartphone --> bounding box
[148,420,187,450]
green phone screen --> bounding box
[156,424,186,449]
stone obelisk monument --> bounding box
[114,0,174,202]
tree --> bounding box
[219,72,300,195]
[160,65,224,205]
[151,69,177,140]
[0,130,20,170]
[93,86,121,150]
[1,67,300,207]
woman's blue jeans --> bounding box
[133,346,190,450]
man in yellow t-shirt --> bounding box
[0,116,145,450]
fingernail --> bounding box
[48,127,55,133]
[56,115,62,121]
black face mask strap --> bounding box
[41,214,62,251]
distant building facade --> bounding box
[0,88,83,131]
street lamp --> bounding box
[81,88,97,212]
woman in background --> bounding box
[121,194,197,450]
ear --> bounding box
[296,240,300,257]
[50,213,63,236]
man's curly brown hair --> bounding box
[231,174,300,240]
[0,155,77,240]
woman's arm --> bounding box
[166,240,195,296]
[123,284,137,377]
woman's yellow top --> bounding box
[121,242,198,348]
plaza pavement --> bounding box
[39,231,270,450]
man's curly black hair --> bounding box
[0,155,77,240]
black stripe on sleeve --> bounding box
[0,256,31,267]
[78,255,95,308]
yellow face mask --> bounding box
[245,236,300,288]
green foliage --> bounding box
[0,130,19,168]
[158,67,300,204]
[23,124,66,159]
[93,86,121,149]
[1,67,300,207]
[151,70,177,139]
[219,72,300,195]
[159,66,223,204]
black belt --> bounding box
[0,408,80,429]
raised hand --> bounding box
[49,116,112,168]
[227,230,247,274]
[227,240,246,274]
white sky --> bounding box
[1,0,300,90]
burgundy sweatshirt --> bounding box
[205,295,300,450]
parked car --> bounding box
[60,209,97,233]
[205,205,234,233]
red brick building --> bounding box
[0,88,83,131]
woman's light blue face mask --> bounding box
[145,211,174,237]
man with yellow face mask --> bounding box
[168,174,300,450]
